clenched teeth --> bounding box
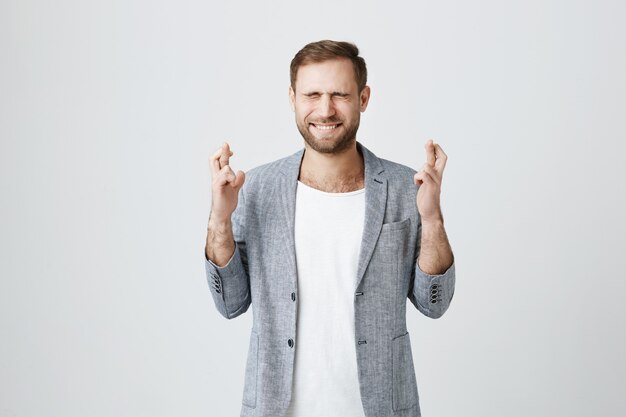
[313,124,339,130]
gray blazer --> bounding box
[205,141,456,417]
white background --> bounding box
[1,0,625,416]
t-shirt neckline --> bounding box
[297,180,365,197]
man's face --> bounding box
[289,58,370,154]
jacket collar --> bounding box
[276,141,388,291]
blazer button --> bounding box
[288,339,294,348]
[291,292,296,301]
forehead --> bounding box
[295,58,358,92]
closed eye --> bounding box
[302,92,350,98]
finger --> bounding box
[425,139,436,167]
[214,164,237,187]
[434,143,448,173]
[232,170,246,190]
[210,147,223,175]
[421,163,441,186]
[414,170,436,187]
[219,142,232,169]
[210,144,234,174]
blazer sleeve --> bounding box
[204,185,251,319]
[408,220,456,319]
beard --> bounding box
[295,114,360,154]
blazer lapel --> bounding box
[355,142,387,291]
[277,147,305,287]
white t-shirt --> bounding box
[285,180,367,417]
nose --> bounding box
[317,94,336,119]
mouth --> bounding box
[309,122,342,132]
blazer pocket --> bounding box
[242,330,259,408]
[392,331,419,411]
[375,218,411,265]
[381,217,411,233]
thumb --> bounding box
[232,170,246,191]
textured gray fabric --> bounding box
[204,141,456,417]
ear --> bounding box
[288,85,295,112]
[359,85,371,112]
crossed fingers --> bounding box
[210,142,238,187]
[415,139,448,186]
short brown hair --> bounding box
[290,40,368,93]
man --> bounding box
[205,40,455,417]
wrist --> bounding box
[420,216,444,228]
[208,217,232,235]
[208,211,232,227]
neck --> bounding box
[298,141,365,192]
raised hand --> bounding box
[209,142,246,224]
[413,139,448,224]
